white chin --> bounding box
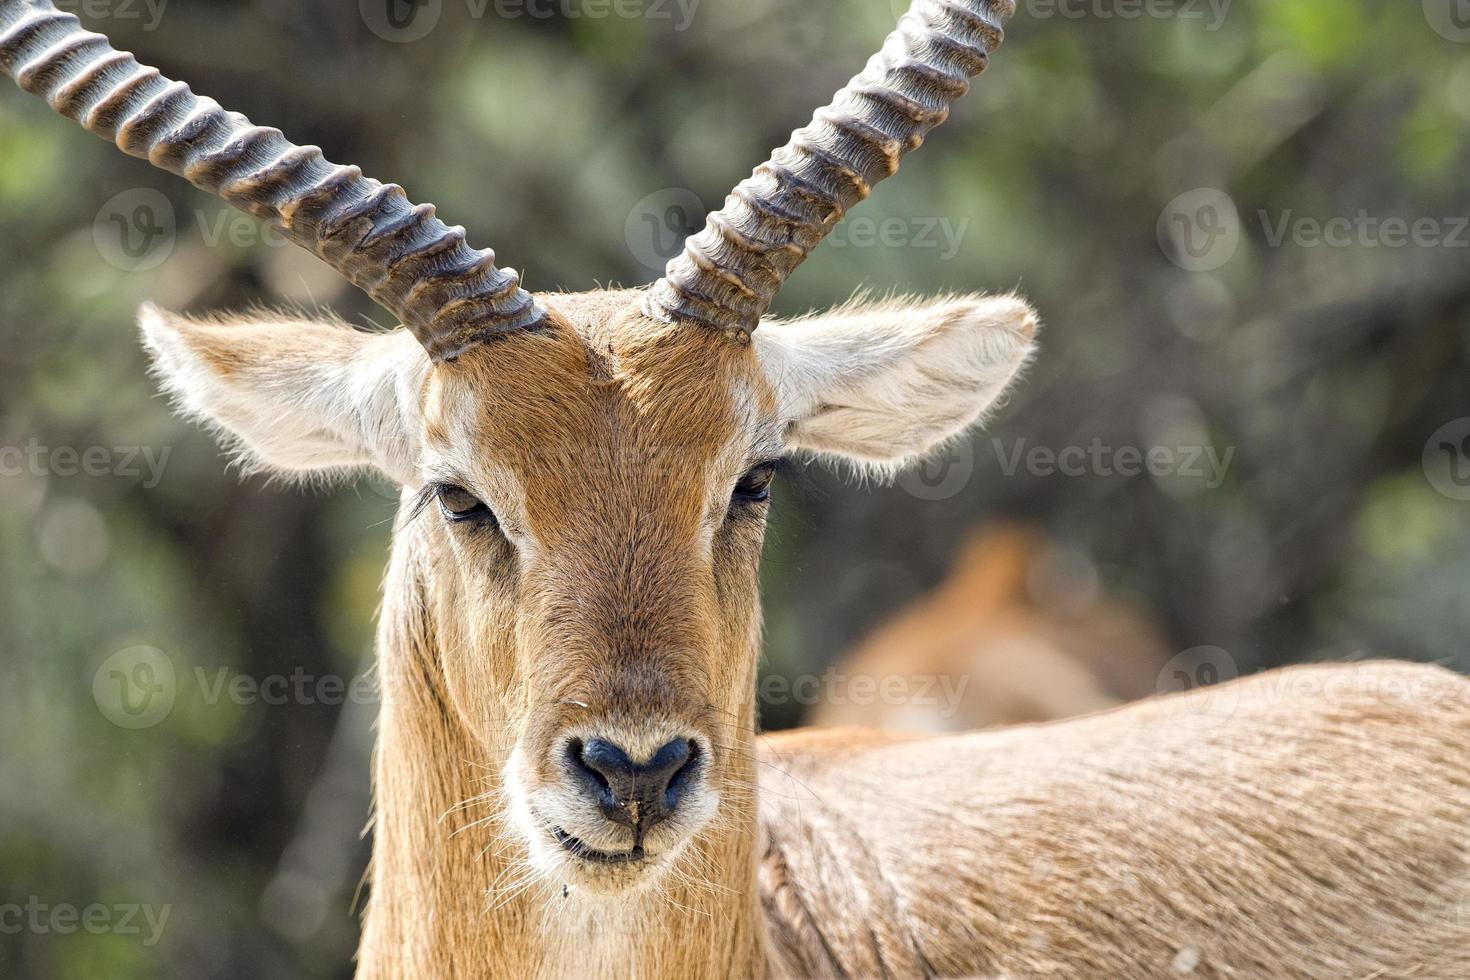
[565,856,667,896]
[532,837,671,895]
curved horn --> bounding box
[0,0,543,361]
[647,0,1014,337]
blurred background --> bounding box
[1,0,1468,976]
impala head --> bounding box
[3,0,1030,895]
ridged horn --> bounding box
[647,0,1014,337]
[0,0,544,361]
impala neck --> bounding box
[357,533,768,980]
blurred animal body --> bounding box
[3,0,1468,977]
[813,523,1171,731]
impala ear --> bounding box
[139,304,428,485]
[755,294,1039,469]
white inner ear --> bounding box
[139,304,428,485]
[754,293,1039,469]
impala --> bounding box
[3,0,1468,977]
[811,523,1171,731]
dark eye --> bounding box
[732,462,777,505]
[436,484,495,524]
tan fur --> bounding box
[346,293,774,979]
[813,523,1170,731]
[138,290,1470,980]
[762,661,1470,978]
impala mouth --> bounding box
[552,827,647,865]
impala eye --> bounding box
[732,462,777,505]
[436,484,495,524]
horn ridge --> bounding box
[0,0,542,360]
[648,0,1014,335]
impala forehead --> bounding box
[419,312,781,541]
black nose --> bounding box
[567,737,701,839]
